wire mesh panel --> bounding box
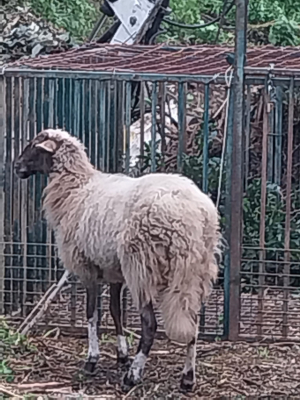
[0,71,228,339]
[240,78,300,341]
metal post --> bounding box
[228,0,248,341]
[0,74,5,315]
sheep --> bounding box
[14,128,221,391]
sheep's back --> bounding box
[74,173,134,270]
[116,172,220,311]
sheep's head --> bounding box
[14,129,86,179]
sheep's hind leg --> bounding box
[180,336,197,391]
[110,283,129,364]
[122,301,157,389]
[83,283,100,375]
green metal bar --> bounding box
[43,78,50,129]
[202,83,210,193]
[57,78,64,129]
[26,79,35,306]
[4,69,225,83]
[125,81,131,174]
[139,82,145,173]
[13,77,21,311]
[48,79,55,127]
[227,0,248,341]
[64,79,71,133]
[200,83,210,331]
[88,80,92,159]
[20,79,29,311]
[106,82,111,171]
[74,80,80,138]
[4,78,12,313]
[95,80,100,169]
[117,81,125,173]
[40,78,51,296]
[99,81,106,171]
[177,82,186,173]
[0,75,5,315]
[79,80,84,142]
[274,86,283,186]
[36,78,43,132]
[151,82,157,173]
[32,77,43,304]
[159,82,166,172]
[223,84,234,340]
[84,80,91,154]
[111,81,118,173]
[90,80,96,166]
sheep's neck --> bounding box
[43,170,93,228]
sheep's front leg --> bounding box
[84,283,100,374]
[110,283,129,364]
[123,302,157,388]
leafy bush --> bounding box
[161,0,300,46]
[27,0,99,41]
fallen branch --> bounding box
[18,271,69,336]
[123,328,141,340]
[0,385,23,399]
[14,381,70,393]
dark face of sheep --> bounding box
[14,132,58,179]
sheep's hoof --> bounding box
[180,371,195,392]
[121,371,141,391]
[82,357,98,376]
[117,352,130,367]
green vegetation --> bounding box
[17,0,300,46]
[0,318,36,384]
[166,0,300,46]
[25,0,100,41]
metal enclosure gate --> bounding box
[0,71,228,339]
[2,63,300,342]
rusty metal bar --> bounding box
[257,85,269,338]
[228,0,248,341]
[177,82,186,173]
[202,83,210,194]
[244,84,251,190]
[283,78,294,338]
[151,82,158,173]
[267,101,274,182]
[274,86,283,186]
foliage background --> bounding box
[16,0,300,46]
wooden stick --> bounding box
[19,271,69,336]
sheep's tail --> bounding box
[160,288,198,344]
[160,240,220,344]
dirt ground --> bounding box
[2,331,300,399]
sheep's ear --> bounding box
[36,140,57,154]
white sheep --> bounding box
[14,128,221,391]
